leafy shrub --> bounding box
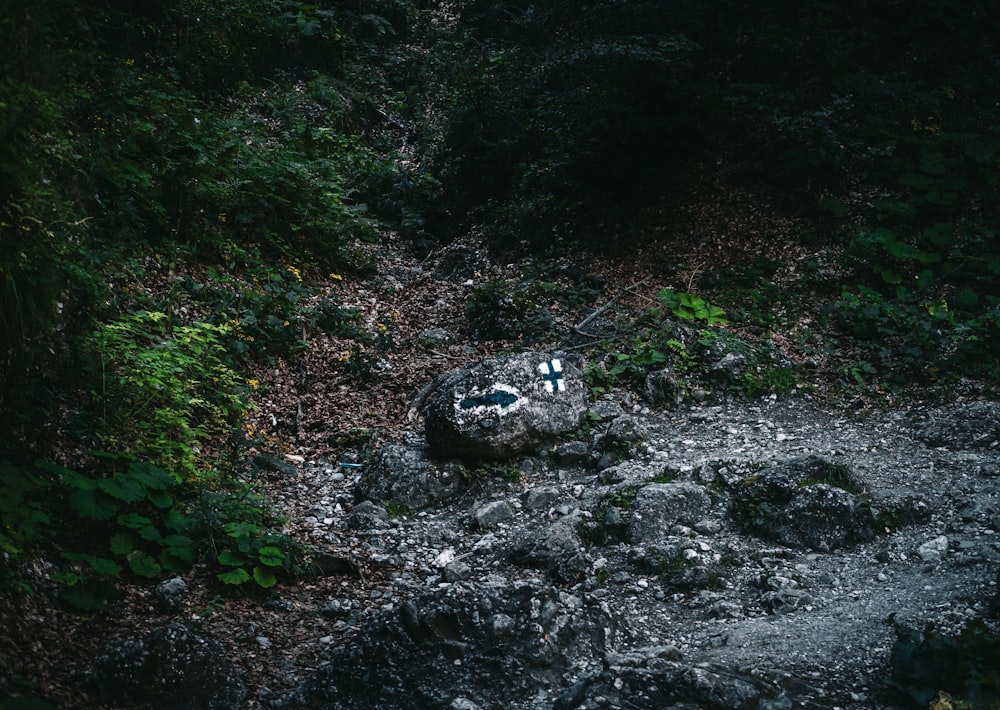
[193,485,305,590]
[0,462,51,564]
[0,458,307,608]
[86,311,246,478]
[656,290,728,326]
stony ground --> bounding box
[2,228,999,708]
[249,392,1000,708]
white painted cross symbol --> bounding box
[538,359,564,393]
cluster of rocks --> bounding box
[89,354,1000,709]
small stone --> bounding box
[255,636,272,649]
[709,352,748,383]
[321,599,351,618]
[472,500,513,528]
[917,535,949,562]
[418,327,454,346]
[443,560,473,582]
[348,500,391,530]
[693,519,722,535]
[588,400,624,421]
[433,549,456,567]
[153,577,188,613]
[554,441,589,465]
[521,486,559,510]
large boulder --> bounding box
[274,581,623,709]
[773,483,877,552]
[918,401,1000,450]
[422,352,588,460]
[355,440,466,511]
[730,455,876,551]
[90,623,246,710]
[733,454,862,505]
[627,482,713,544]
[556,650,779,710]
[510,514,591,582]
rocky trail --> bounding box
[262,392,1000,709]
[7,236,1000,710]
[90,377,1000,709]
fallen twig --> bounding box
[573,277,651,338]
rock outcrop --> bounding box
[274,582,622,709]
[918,400,1000,450]
[90,623,246,709]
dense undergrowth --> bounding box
[1,0,999,687]
[0,0,433,605]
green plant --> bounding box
[23,459,200,609]
[193,484,307,590]
[0,462,52,562]
[383,501,410,516]
[87,311,247,479]
[584,361,616,396]
[657,290,729,326]
[665,339,695,371]
[606,338,670,385]
[734,365,801,398]
[214,525,295,589]
[840,360,879,387]
[1,455,308,608]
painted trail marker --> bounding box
[460,390,520,410]
[538,359,565,393]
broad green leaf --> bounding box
[163,508,194,534]
[90,556,123,576]
[217,550,244,567]
[99,475,146,503]
[51,571,81,586]
[127,462,176,489]
[217,567,251,585]
[147,490,173,509]
[117,512,153,529]
[129,551,161,578]
[253,566,277,588]
[257,545,285,567]
[163,534,196,562]
[138,524,164,544]
[35,459,78,477]
[224,522,260,540]
[69,489,120,520]
[64,552,123,577]
[109,533,136,555]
